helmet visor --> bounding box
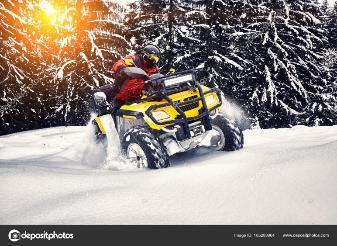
[149,54,159,63]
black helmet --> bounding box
[143,44,160,64]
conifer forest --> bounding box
[1,0,337,135]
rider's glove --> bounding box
[94,92,107,106]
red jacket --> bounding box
[112,54,159,101]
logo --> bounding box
[8,229,21,242]
[8,229,74,241]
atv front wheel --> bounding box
[210,115,244,151]
[121,127,170,169]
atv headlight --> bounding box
[205,94,218,107]
[164,74,193,87]
[152,110,170,121]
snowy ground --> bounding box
[0,125,337,224]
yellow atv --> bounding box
[93,68,244,169]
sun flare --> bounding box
[39,0,54,16]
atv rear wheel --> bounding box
[210,115,244,151]
[121,127,170,169]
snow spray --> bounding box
[80,114,107,168]
[219,93,250,130]
[97,114,124,169]
[81,113,135,170]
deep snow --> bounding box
[0,125,337,224]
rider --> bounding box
[94,44,161,112]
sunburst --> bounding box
[39,1,54,16]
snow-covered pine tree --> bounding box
[326,3,337,57]
[321,1,337,125]
[126,0,168,67]
[126,0,209,72]
[127,0,336,128]
[289,0,336,126]
[169,0,209,71]
[329,2,337,48]
[322,0,329,13]
[233,0,333,128]
[203,0,247,103]
[1,0,130,133]
[0,0,46,134]
[43,0,130,126]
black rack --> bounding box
[145,86,221,138]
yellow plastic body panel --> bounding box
[95,116,106,134]
[119,85,220,131]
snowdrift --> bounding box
[0,125,337,224]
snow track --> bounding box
[0,125,337,224]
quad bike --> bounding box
[92,67,244,169]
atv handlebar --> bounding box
[116,68,201,100]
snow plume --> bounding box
[98,114,123,169]
[80,114,107,168]
[219,93,250,130]
[81,114,134,170]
